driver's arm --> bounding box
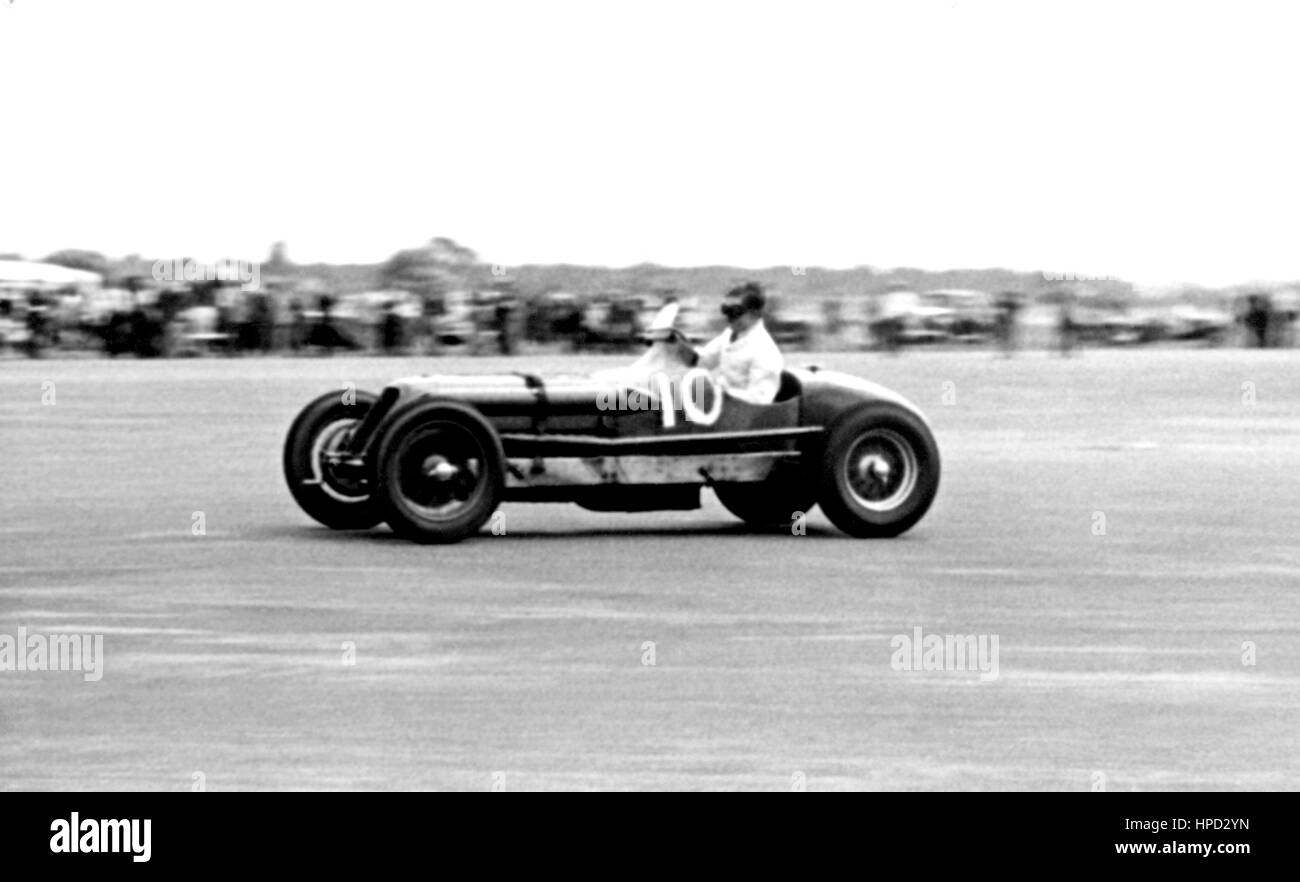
[694,330,726,370]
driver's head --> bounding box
[721,282,765,326]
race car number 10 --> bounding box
[653,368,723,428]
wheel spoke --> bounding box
[312,419,368,502]
[396,423,489,520]
[844,429,918,512]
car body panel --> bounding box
[334,364,927,500]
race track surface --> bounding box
[2,350,1298,790]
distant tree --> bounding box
[266,240,292,272]
[43,249,110,276]
[108,254,157,287]
[381,237,480,298]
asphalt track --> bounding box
[2,349,1298,791]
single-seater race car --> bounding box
[284,304,940,544]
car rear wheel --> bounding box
[713,464,816,528]
[283,390,383,530]
[373,401,504,544]
[817,404,939,538]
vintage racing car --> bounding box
[283,305,940,543]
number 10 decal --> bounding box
[659,369,723,428]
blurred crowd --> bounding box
[2,276,1297,359]
[0,279,686,359]
[865,286,1299,354]
[0,280,518,359]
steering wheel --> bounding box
[642,302,686,344]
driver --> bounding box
[691,282,784,405]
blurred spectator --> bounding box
[156,287,187,349]
[995,291,1022,356]
[128,299,165,358]
[530,292,583,350]
[494,295,516,355]
[867,292,903,354]
[45,289,67,349]
[307,294,357,354]
[268,288,293,351]
[821,298,843,349]
[288,298,307,352]
[103,308,134,356]
[248,291,274,353]
[1264,291,1297,348]
[417,296,440,356]
[379,299,405,354]
[469,293,494,355]
[1278,299,1298,348]
[1057,300,1077,357]
[24,290,51,358]
[0,298,14,355]
[213,284,239,354]
[1242,293,1271,348]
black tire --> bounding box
[372,400,504,544]
[817,403,940,538]
[713,463,817,528]
[283,389,383,530]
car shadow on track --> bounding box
[266,522,865,543]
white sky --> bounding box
[1,0,1297,286]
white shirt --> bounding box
[696,319,784,404]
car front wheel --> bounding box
[817,404,939,538]
[372,401,504,544]
[283,390,383,530]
